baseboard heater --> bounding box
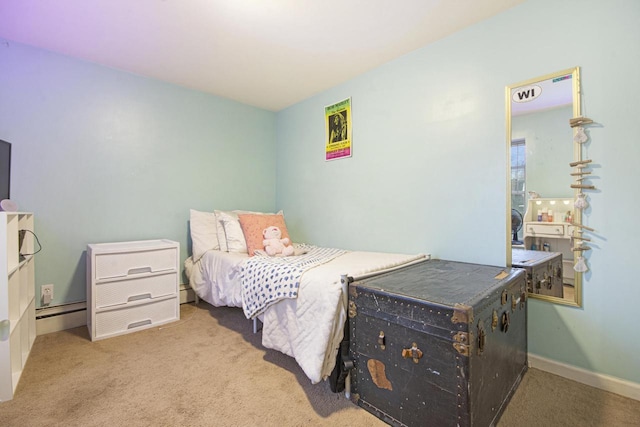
[36,302,87,320]
[36,302,87,336]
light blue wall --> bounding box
[0,39,277,306]
[276,0,640,384]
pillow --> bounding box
[238,213,291,256]
[189,209,220,262]
[217,211,249,253]
[213,210,230,252]
[214,209,284,253]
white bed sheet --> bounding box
[185,250,248,308]
[186,248,430,384]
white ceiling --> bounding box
[0,0,524,111]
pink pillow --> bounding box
[238,213,292,256]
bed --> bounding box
[185,209,430,386]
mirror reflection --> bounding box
[507,67,582,307]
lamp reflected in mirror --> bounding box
[506,67,582,307]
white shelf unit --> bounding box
[87,239,180,341]
[0,212,36,402]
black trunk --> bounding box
[348,259,528,427]
[512,249,564,298]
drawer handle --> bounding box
[128,319,152,329]
[128,266,152,275]
[128,293,152,302]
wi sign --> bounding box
[512,85,542,103]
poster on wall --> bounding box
[325,97,352,161]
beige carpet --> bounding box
[0,303,638,426]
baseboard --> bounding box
[529,354,640,401]
[180,283,196,304]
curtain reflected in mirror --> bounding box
[506,67,582,307]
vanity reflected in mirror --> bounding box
[506,67,582,307]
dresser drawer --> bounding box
[94,246,177,281]
[95,272,177,309]
[94,297,178,340]
[525,223,565,236]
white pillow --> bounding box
[189,209,220,262]
[214,210,231,252]
[217,211,248,253]
[214,210,283,253]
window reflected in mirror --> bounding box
[511,140,526,243]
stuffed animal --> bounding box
[262,226,294,257]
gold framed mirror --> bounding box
[506,67,582,307]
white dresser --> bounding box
[86,239,180,341]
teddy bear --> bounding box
[262,225,294,257]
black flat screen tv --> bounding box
[0,139,11,201]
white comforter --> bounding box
[186,248,429,384]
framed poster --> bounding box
[325,97,352,161]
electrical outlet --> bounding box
[41,284,54,305]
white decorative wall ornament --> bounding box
[574,193,588,210]
[574,126,588,144]
[574,256,588,273]
[568,116,597,276]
